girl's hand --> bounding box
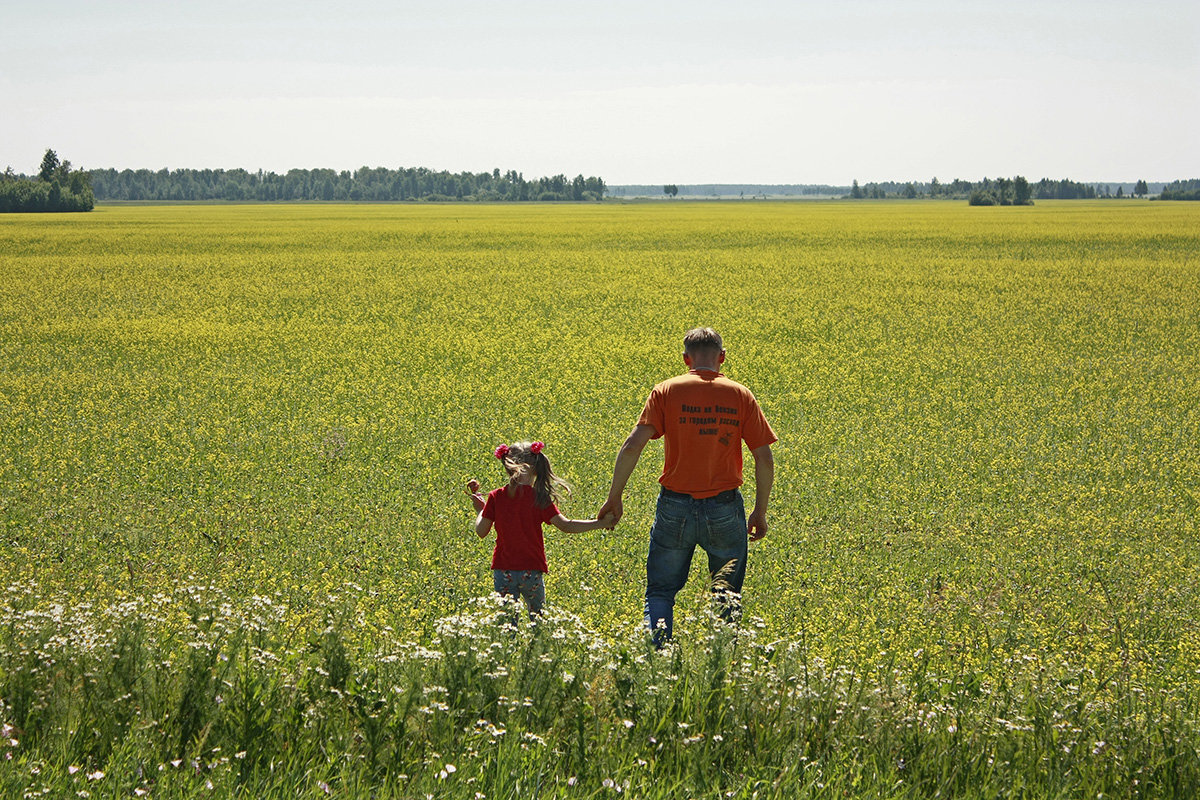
[466,479,485,511]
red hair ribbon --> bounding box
[530,441,544,454]
[494,444,510,460]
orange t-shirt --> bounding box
[637,370,778,499]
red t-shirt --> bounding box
[481,484,559,572]
[638,370,778,498]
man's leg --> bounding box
[700,492,749,624]
[645,492,697,646]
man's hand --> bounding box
[747,508,769,541]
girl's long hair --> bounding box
[500,441,571,509]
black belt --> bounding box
[661,487,739,503]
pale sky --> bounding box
[4,1,1197,184]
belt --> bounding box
[660,487,740,503]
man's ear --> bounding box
[683,352,692,366]
[718,350,726,364]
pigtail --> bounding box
[532,451,572,509]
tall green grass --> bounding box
[2,583,1196,798]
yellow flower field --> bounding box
[1,200,1197,680]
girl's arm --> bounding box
[548,512,616,534]
[468,479,490,537]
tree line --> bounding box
[609,184,846,198]
[848,176,1108,204]
[0,150,95,212]
[966,177,1036,206]
[1158,179,1200,201]
[87,166,606,203]
[843,176,1200,203]
[7,148,1192,210]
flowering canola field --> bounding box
[0,201,1198,797]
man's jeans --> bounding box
[645,488,748,645]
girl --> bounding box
[467,440,614,616]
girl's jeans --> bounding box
[493,569,545,617]
[645,488,748,646]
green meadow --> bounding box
[1,200,1197,797]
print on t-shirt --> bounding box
[678,402,740,444]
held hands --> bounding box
[597,511,617,530]
[597,496,623,528]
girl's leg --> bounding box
[493,569,515,598]
[493,570,522,626]
[517,570,545,616]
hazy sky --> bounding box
[4,1,1197,184]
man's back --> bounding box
[638,370,775,499]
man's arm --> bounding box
[597,424,657,525]
[747,443,774,541]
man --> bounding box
[598,327,777,644]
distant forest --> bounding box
[86,167,607,202]
[613,178,1187,201]
[1159,179,1200,201]
[4,149,1196,210]
[610,184,846,198]
[857,177,1104,202]
[0,150,95,212]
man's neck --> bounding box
[690,364,720,373]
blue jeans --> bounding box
[493,569,545,617]
[645,488,748,645]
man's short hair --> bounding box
[683,327,724,355]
